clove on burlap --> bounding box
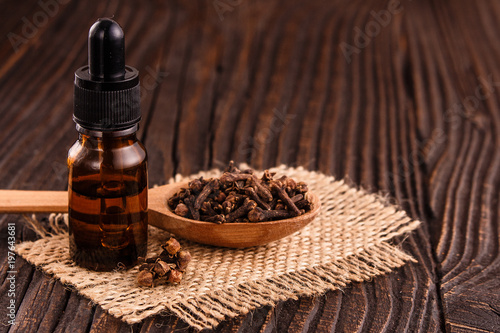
[137,237,192,287]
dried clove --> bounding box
[225,160,240,173]
[163,237,181,255]
[137,270,154,287]
[167,161,313,223]
[222,200,234,214]
[244,187,271,210]
[139,262,155,271]
[250,176,273,202]
[200,201,217,216]
[167,188,189,208]
[204,214,226,224]
[291,194,303,203]
[137,237,192,287]
[270,181,301,216]
[168,269,183,283]
[261,170,276,182]
[153,260,170,277]
[275,202,286,211]
[295,199,311,211]
[174,203,189,217]
[188,178,205,193]
[220,172,252,184]
[296,182,308,193]
[226,198,257,222]
[183,195,200,220]
[177,250,192,271]
[194,178,219,210]
[248,207,294,222]
[212,190,226,203]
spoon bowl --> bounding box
[148,182,321,248]
[0,181,321,248]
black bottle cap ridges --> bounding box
[73,18,140,131]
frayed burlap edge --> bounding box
[164,242,416,328]
[15,165,421,330]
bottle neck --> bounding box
[76,124,138,139]
[76,124,139,148]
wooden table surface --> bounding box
[1,0,499,332]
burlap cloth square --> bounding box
[15,165,421,330]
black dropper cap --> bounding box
[73,18,140,131]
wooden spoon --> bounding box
[0,182,321,248]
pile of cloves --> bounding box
[137,237,192,287]
[167,161,313,223]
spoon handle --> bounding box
[0,190,68,213]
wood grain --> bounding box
[0,190,67,213]
[0,0,499,332]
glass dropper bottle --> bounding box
[67,18,148,271]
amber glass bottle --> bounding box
[68,18,147,271]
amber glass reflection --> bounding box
[67,126,147,271]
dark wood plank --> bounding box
[0,1,179,331]
[7,270,55,333]
[89,307,140,333]
[145,2,443,332]
[0,0,499,332]
[28,281,70,333]
[52,292,94,333]
[404,0,500,331]
[0,222,35,333]
[315,290,342,332]
[286,296,323,332]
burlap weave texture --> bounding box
[15,165,421,330]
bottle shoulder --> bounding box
[68,138,147,171]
